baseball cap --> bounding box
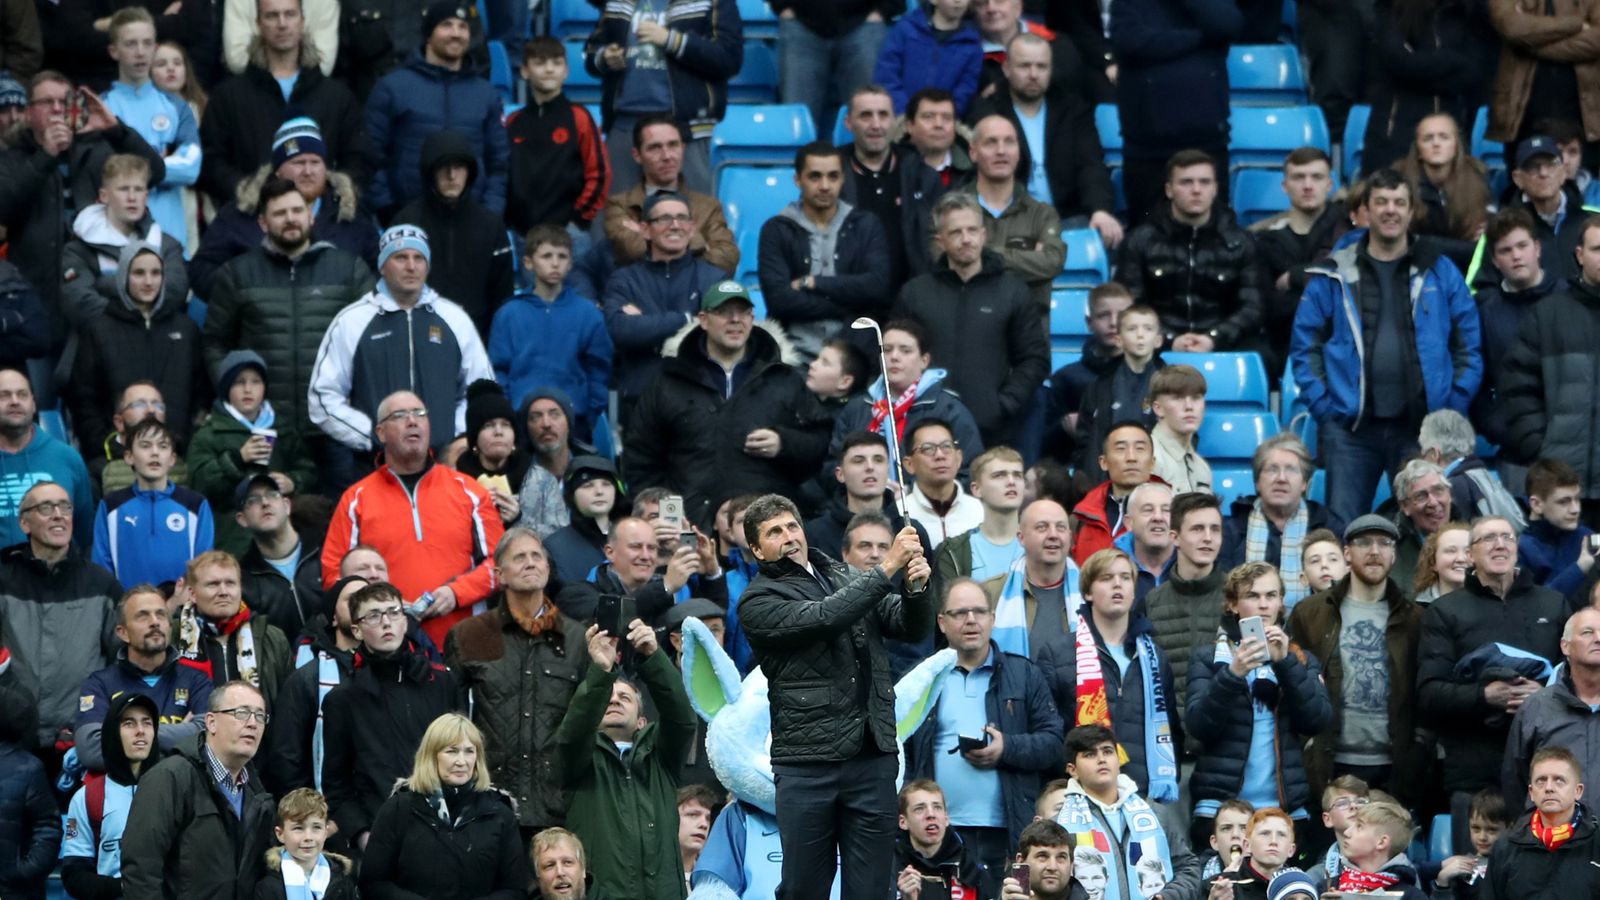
[701,280,754,312]
[1515,135,1561,170]
[233,473,282,511]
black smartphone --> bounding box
[1008,863,1030,894]
[957,733,990,753]
[594,593,635,635]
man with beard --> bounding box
[516,388,596,539]
[1287,515,1424,805]
[75,586,214,771]
[0,368,94,547]
[61,693,160,898]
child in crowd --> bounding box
[1308,775,1370,886]
[1335,801,1429,899]
[256,789,357,900]
[1434,789,1507,899]
[1200,798,1255,879]
[1045,282,1133,463]
[92,418,214,588]
[1518,458,1595,598]
[150,39,209,256]
[504,37,609,239]
[1034,777,1070,821]
[1147,364,1212,494]
[874,0,982,117]
[806,338,868,420]
[489,225,612,429]
[1299,527,1348,595]
[1078,304,1165,478]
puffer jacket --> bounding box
[601,252,729,400]
[583,0,743,141]
[0,677,59,900]
[120,731,277,900]
[0,544,120,746]
[360,785,528,900]
[1503,668,1600,811]
[1144,565,1225,712]
[905,641,1065,846]
[1471,269,1562,444]
[1417,568,1566,794]
[202,239,376,427]
[1184,617,1332,811]
[626,321,831,526]
[756,202,892,327]
[874,5,983,115]
[444,603,589,829]
[187,405,318,556]
[366,51,508,215]
[1287,576,1426,804]
[1499,277,1600,491]
[1486,0,1600,142]
[1118,203,1265,348]
[1109,0,1241,158]
[738,548,934,763]
[1290,236,1483,429]
[1487,808,1600,900]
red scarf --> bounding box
[868,382,920,443]
[1532,811,1579,852]
[177,602,253,680]
[1338,870,1400,892]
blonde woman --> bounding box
[359,714,528,900]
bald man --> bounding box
[1504,607,1600,810]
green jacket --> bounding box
[961,183,1066,314]
[933,529,974,602]
[556,650,695,900]
[1144,565,1226,713]
[186,405,317,555]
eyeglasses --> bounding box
[381,407,428,424]
[647,213,693,225]
[1260,464,1304,479]
[942,607,991,621]
[1404,483,1451,506]
[213,707,270,725]
[242,490,284,508]
[1350,536,1395,550]
[1472,532,1517,547]
[913,440,959,457]
[1329,797,1369,812]
[29,97,69,110]
[356,606,406,626]
[20,500,72,517]
[122,399,166,414]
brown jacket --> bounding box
[1286,575,1427,805]
[0,0,41,80]
[1488,0,1600,140]
[603,182,740,273]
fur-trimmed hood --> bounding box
[262,849,355,874]
[235,164,361,223]
[659,318,800,366]
[387,777,521,814]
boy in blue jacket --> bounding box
[874,0,982,117]
[489,225,613,426]
[1519,457,1595,600]
[92,418,214,588]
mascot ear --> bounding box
[895,648,957,741]
[681,617,743,722]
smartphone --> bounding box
[957,733,990,753]
[661,495,685,532]
[1239,615,1268,650]
[1008,864,1030,894]
[594,593,636,636]
[679,531,697,551]
[1589,534,1600,556]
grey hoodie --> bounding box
[115,241,167,318]
[779,199,855,278]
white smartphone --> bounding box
[1239,615,1268,652]
[660,495,685,532]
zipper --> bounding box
[406,308,417,392]
[1185,228,1198,331]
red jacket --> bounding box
[1071,475,1168,565]
[322,463,504,644]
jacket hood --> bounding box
[235,165,361,223]
[262,848,354,874]
[102,691,161,785]
[1496,267,1564,303]
[661,318,800,366]
[1064,773,1142,812]
[72,203,162,249]
[419,129,480,194]
[866,367,950,403]
[114,240,172,317]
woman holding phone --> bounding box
[1185,562,1331,850]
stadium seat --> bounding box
[1049,289,1091,352]
[1428,815,1453,863]
[1230,168,1289,225]
[1211,464,1255,508]
[587,104,604,133]
[1057,228,1110,288]
[1470,106,1504,174]
[832,105,851,146]
[488,40,514,105]
[38,408,68,444]
[728,41,778,104]
[565,41,602,104]
[1344,103,1370,183]
[718,165,798,233]
[1197,411,1281,462]
[1307,469,1326,504]
[549,0,598,36]
[710,104,816,173]
[1229,105,1330,169]
[1280,0,1296,41]
[1095,104,1122,167]
[747,286,768,320]
[734,229,761,285]
[738,0,778,39]
[591,412,616,463]
[1228,45,1307,106]
[1162,352,1271,410]
[1051,347,1079,374]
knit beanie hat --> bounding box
[465,379,515,449]
[378,224,431,270]
[271,117,328,169]
[0,72,24,110]
[216,349,269,398]
[421,0,471,42]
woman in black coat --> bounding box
[359,713,529,900]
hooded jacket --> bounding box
[582,0,743,141]
[62,692,160,900]
[626,321,832,526]
[1119,203,1264,349]
[601,252,729,400]
[0,673,60,900]
[74,648,213,772]
[59,206,189,337]
[253,849,357,900]
[392,129,517,337]
[890,830,990,900]
[0,427,96,550]
[366,51,508,215]
[756,201,892,327]
[875,5,983,116]
[66,239,206,453]
[504,93,608,233]
[489,285,613,423]
[120,731,278,900]
[893,249,1051,442]
[1499,277,1600,492]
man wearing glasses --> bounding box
[122,680,277,900]
[904,418,982,550]
[1390,459,1455,592]
[1287,514,1425,807]
[1418,515,1568,832]
[320,581,458,851]
[320,389,504,645]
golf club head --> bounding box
[849,317,880,334]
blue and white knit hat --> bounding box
[0,72,24,110]
[271,116,328,168]
[378,224,431,270]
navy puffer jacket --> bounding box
[365,52,508,215]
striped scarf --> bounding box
[177,601,258,686]
[1246,499,1308,608]
[993,556,1082,657]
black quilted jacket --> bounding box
[1117,204,1265,349]
[738,549,934,763]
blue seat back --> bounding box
[549,0,598,36]
[719,165,798,234]
[1096,104,1122,166]
[1228,44,1307,105]
[728,41,779,103]
[488,40,514,104]
[1344,103,1371,183]
[565,41,602,104]
[832,104,851,146]
[1229,105,1331,169]
[1162,352,1271,410]
[1211,464,1256,508]
[1197,411,1282,462]
[1057,228,1109,288]
[710,104,817,172]
[1230,168,1290,226]
[738,0,777,38]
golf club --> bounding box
[850,316,911,521]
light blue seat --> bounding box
[734,229,762,285]
[1197,411,1281,462]
[1307,469,1326,504]
[1163,351,1271,410]
[832,104,851,146]
[38,408,68,444]
[1051,347,1079,374]
[1229,105,1331,169]
[549,0,598,36]
[564,41,602,104]
[1428,815,1453,863]
[738,0,778,39]
[1228,44,1307,106]
[1049,289,1091,342]
[728,41,779,104]
[718,165,797,232]
[1344,103,1371,182]
[1470,106,1504,174]
[1057,228,1109,288]
[488,40,514,104]
[1230,168,1290,225]
[747,286,768,320]
[1211,464,1256,508]
[710,104,816,173]
[1095,104,1122,166]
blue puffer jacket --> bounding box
[873,5,982,116]
[583,0,743,140]
[1110,0,1241,157]
[1289,238,1483,429]
[366,52,508,215]
[600,254,728,400]
[489,286,613,420]
[0,676,61,900]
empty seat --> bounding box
[1344,103,1370,182]
[727,41,778,104]
[1197,411,1281,462]
[1211,464,1256,508]
[718,165,798,233]
[548,0,598,36]
[1228,44,1307,106]
[738,0,778,39]
[1049,289,1092,339]
[565,41,602,104]
[1057,228,1109,288]
[1307,469,1326,504]
[832,104,851,146]
[734,229,761,285]
[38,408,68,444]
[1162,351,1271,410]
[1051,347,1079,374]
[1230,168,1290,226]
[710,104,816,173]
[1229,105,1330,169]
[1096,104,1122,166]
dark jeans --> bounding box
[1123,149,1230,227]
[773,751,898,900]
[1298,0,1374,140]
[778,18,886,142]
[1319,416,1417,524]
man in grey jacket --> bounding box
[1504,606,1600,810]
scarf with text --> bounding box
[177,601,258,686]
[1337,869,1399,892]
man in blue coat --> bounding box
[1290,169,1483,525]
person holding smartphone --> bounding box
[1185,561,1332,851]
[998,819,1085,900]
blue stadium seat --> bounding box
[1470,106,1504,174]
[488,40,514,105]
[1307,469,1326,504]
[565,41,602,104]
[1229,105,1330,169]
[1049,289,1091,353]
[734,229,761,284]
[1095,104,1122,166]
[1197,411,1281,462]
[1372,472,1392,509]
[710,104,816,173]
[832,105,851,146]
[38,408,68,444]
[1057,228,1109,288]
[1227,45,1307,106]
[1230,168,1290,225]
[1051,347,1079,374]
[549,0,598,36]
[591,412,616,463]
[1344,103,1370,183]
[1162,351,1271,410]
[1428,815,1453,863]
[1211,464,1256,508]
[718,165,798,233]
[747,286,768,320]
[738,0,778,39]
[1280,0,1296,41]
[728,41,778,104]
